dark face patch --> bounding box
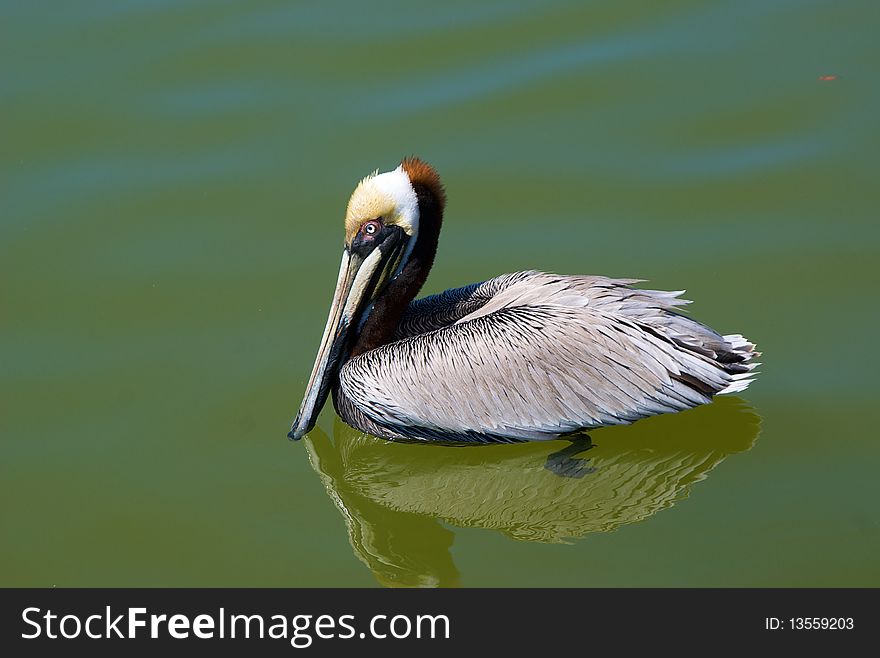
[349,221,404,258]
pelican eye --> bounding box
[363,220,381,236]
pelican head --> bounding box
[288,158,445,440]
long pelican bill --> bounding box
[289,230,405,440]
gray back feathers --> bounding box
[337,271,758,443]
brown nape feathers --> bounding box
[401,157,446,211]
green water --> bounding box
[2,0,878,587]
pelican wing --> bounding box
[339,272,758,443]
[394,275,516,339]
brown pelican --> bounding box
[289,157,759,443]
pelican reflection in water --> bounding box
[303,397,761,587]
[289,158,759,443]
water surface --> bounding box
[2,0,879,586]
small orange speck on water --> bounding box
[818,75,837,81]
